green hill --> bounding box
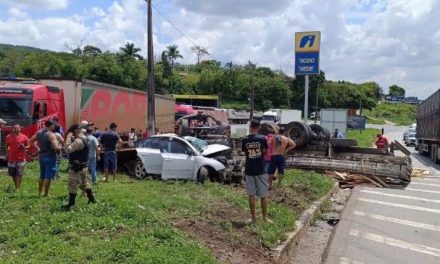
[364,102,417,126]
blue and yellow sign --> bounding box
[295,31,321,75]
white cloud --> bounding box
[0,0,69,10]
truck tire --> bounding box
[309,124,330,140]
[178,119,189,137]
[284,121,311,148]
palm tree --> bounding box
[165,44,183,70]
[119,42,143,60]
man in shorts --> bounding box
[30,119,62,197]
[242,119,269,224]
[268,133,296,187]
[6,124,29,191]
[99,122,123,182]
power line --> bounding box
[151,2,221,62]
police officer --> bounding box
[61,124,96,211]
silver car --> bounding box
[135,134,226,183]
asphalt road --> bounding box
[324,124,440,264]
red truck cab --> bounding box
[0,80,65,159]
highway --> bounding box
[324,124,440,264]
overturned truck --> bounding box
[260,122,412,188]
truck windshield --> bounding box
[0,98,32,118]
[261,115,275,122]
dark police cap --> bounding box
[68,124,80,133]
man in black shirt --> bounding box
[99,122,123,182]
[242,119,269,224]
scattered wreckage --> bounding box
[258,122,412,188]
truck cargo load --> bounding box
[416,88,440,163]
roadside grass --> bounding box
[0,162,333,262]
[347,128,381,147]
[364,103,417,126]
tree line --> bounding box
[0,43,402,111]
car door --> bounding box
[161,138,196,180]
[137,138,165,175]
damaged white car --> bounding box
[134,134,227,183]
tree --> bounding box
[191,45,209,64]
[83,45,102,57]
[164,44,183,71]
[119,42,143,60]
[389,84,405,97]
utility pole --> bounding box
[249,62,256,120]
[146,0,156,135]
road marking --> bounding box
[360,189,440,204]
[406,188,440,195]
[349,228,440,257]
[339,257,364,264]
[352,210,440,232]
[411,182,440,187]
[358,198,440,214]
[412,178,440,181]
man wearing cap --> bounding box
[29,119,62,197]
[61,124,96,211]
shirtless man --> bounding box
[268,133,296,188]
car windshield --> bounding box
[0,98,32,118]
[184,136,208,152]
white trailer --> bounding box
[320,109,348,136]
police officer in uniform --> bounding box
[61,124,96,210]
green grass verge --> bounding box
[0,162,334,262]
[364,103,417,126]
[347,128,380,147]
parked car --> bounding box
[134,134,226,182]
[405,132,416,146]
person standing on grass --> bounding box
[54,123,65,180]
[29,119,62,197]
[99,122,123,182]
[5,124,29,191]
[267,132,296,188]
[242,119,270,224]
[61,124,96,211]
[86,127,99,184]
[128,128,137,148]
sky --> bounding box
[0,0,439,99]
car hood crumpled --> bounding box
[201,144,231,157]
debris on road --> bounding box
[411,167,431,177]
[326,171,394,188]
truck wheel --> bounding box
[178,119,189,137]
[310,124,330,140]
[284,121,311,148]
[134,159,147,180]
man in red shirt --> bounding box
[375,133,389,149]
[6,124,29,191]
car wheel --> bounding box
[134,159,147,180]
[197,166,209,184]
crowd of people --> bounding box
[3,118,138,210]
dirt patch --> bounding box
[173,201,273,264]
[271,184,321,216]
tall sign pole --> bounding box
[304,75,309,124]
[295,31,321,125]
[146,0,156,135]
